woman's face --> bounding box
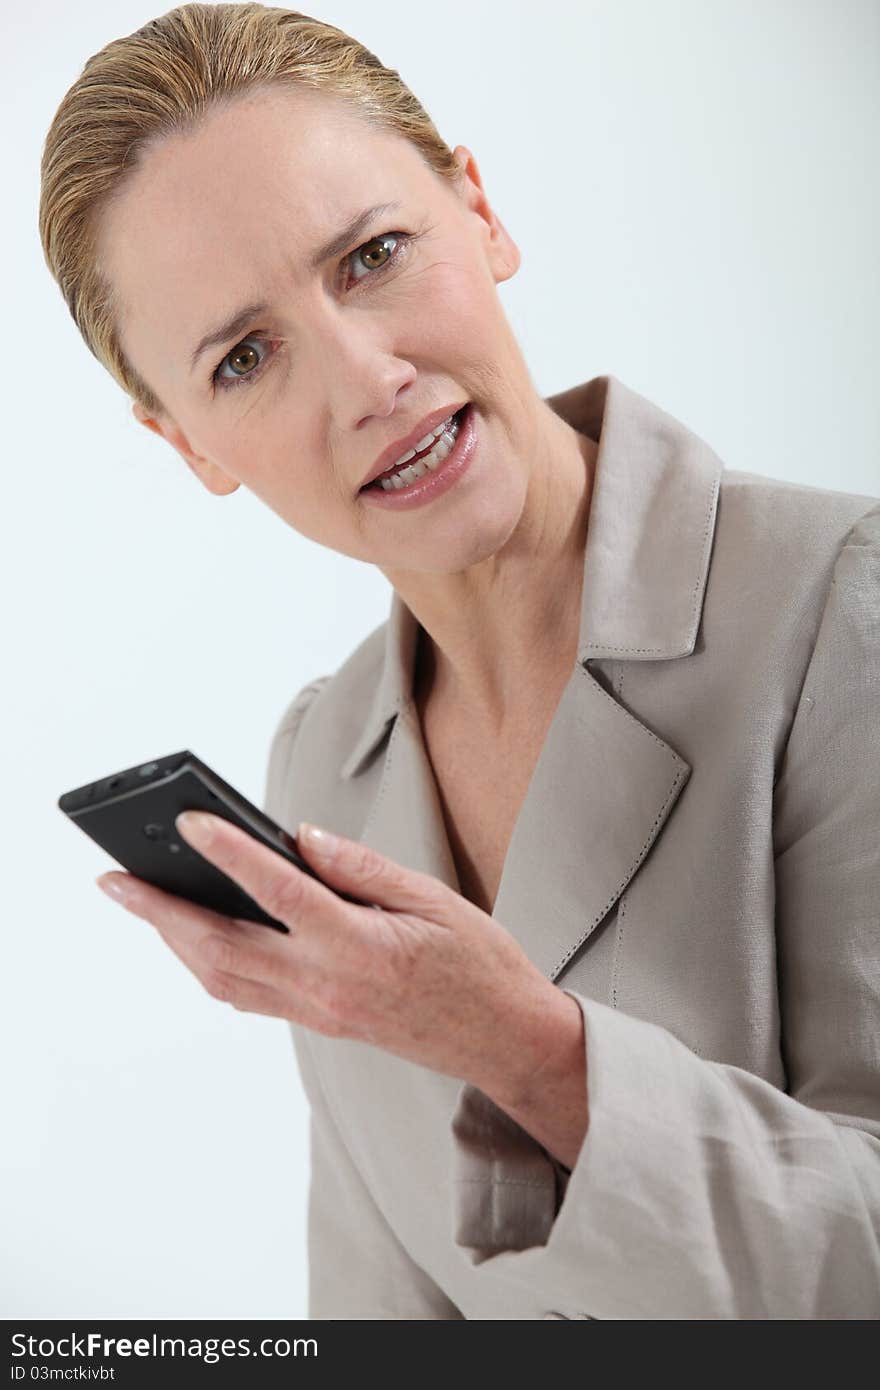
[100,85,542,574]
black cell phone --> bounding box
[58,749,374,933]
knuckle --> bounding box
[350,843,379,879]
[315,1013,345,1039]
[349,845,396,894]
[202,934,239,977]
[205,969,236,1004]
[261,871,305,923]
[385,864,412,895]
[425,876,459,920]
[315,980,351,1038]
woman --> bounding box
[39,4,879,1319]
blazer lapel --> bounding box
[339,374,723,985]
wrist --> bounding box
[475,982,589,1172]
[483,977,585,1113]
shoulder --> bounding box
[271,617,387,734]
[261,617,388,819]
[718,467,878,554]
[711,469,879,615]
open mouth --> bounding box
[361,404,470,492]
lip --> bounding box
[359,401,469,489]
[359,401,477,509]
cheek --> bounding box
[408,260,517,396]
[404,254,498,337]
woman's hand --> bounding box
[95,812,563,1105]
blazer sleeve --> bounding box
[291,1023,465,1319]
[449,502,880,1319]
[262,675,334,831]
[263,676,465,1320]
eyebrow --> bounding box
[188,200,402,374]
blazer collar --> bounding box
[340,373,723,780]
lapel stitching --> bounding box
[336,373,724,984]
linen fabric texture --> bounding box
[262,374,880,1319]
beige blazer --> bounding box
[262,374,880,1320]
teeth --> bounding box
[382,411,459,475]
[377,417,460,490]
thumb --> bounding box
[295,821,446,914]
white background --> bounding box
[3,0,878,1319]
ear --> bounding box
[131,401,240,496]
[450,144,521,285]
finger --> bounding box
[151,916,348,1038]
[173,811,353,936]
[97,871,288,991]
[294,822,450,916]
[198,966,293,1020]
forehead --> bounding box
[99,87,433,365]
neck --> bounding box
[383,404,598,731]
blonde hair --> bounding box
[38,2,460,419]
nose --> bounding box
[311,313,418,433]
[352,367,418,434]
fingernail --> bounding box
[297,822,340,856]
[176,810,214,842]
[97,875,130,902]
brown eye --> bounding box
[213,336,272,391]
[228,343,259,377]
[210,230,416,398]
[349,232,404,283]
